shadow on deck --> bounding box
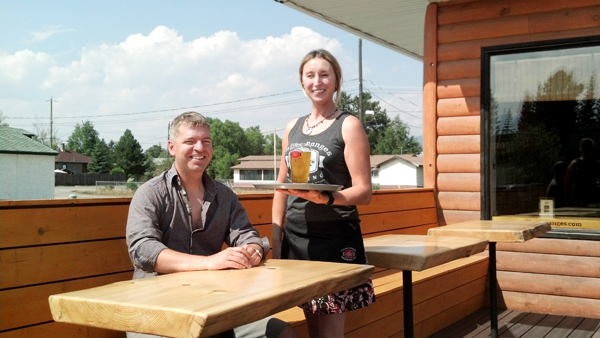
[430,308,600,338]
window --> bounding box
[482,36,600,231]
[263,169,277,181]
[240,170,262,181]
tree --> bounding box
[113,129,147,178]
[244,126,266,155]
[575,74,600,128]
[373,116,422,155]
[339,91,392,153]
[206,118,247,179]
[67,121,100,155]
[31,117,60,148]
[88,138,113,174]
[263,132,282,155]
[145,144,168,158]
[0,111,8,127]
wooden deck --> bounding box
[429,308,600,338]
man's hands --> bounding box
[206,244,263,270]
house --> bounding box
[0,126,58,200]
[231,154,423,189]
[371,154,423,189]
[231,155,281,188]
[55,145,91,174]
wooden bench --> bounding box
[0,188,488,338]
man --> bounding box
[126,111,297,338]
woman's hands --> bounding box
[275,189,329,204]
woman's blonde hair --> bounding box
[299,49,343,105]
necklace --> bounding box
[304,109,337,135]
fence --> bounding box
[54,173,127,186]
[95,181,144,192]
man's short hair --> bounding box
[169,112,209,140]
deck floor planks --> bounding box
[521,314,565,338]
[428,309,600,338]
[545,316,586,338]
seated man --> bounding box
[126,111,297,338]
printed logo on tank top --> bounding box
[341,247,357,261]
[286,142,333,184]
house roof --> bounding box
[55,149,92,163]
[277,0,435,60]
[371,154,423,168]
[0,126,58,156]
[231,155,281,170]
[231,154,422,169]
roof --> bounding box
[55,149,92,163]
[231,155,281,170]
[0,126,58,156]
[277,0,433,60]
[371,154,423,167]
[231,154,422,169]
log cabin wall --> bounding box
[425,0,600,225]
[424,0,600,319]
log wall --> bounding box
[426,0,600,225]
[495,238,600,319]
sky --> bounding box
[0,0,424,150]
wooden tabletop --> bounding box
[48,259,374,338]
[363,234,488,271]
[427,220,551,242]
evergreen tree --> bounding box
[67,121,99,155]
[113,129,147,178]
[88,138,112,174]
[575,74,600,128]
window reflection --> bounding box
[486,42,600,224]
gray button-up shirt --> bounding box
[126,166,270,279]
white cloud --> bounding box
[0,25,346,147]
[25,25,74,44]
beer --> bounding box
[290,151,311,183]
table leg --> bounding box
[489,242,498,338]
[403,270,414,338]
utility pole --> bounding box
[358,39,363,122]
[273,128,277,180]
[47,97,57,147]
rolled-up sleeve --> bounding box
[126,183,168,274]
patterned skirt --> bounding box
[300,278,376,314]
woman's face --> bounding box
[301,57,337,105]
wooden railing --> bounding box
[0,188,488,338]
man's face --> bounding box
[168,124,213,178]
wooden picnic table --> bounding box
[48,259,374,338]
[363,234,489,338]
[428,220,551,338]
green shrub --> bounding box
[110,167,125,175]
[126,182,139,191]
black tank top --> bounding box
[282,112,366,264]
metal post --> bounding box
[358,38,363,122]
[403,270,414,338]
[489,242,498,338]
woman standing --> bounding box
[271,49,375,338]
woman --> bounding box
[271,49,375,338]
